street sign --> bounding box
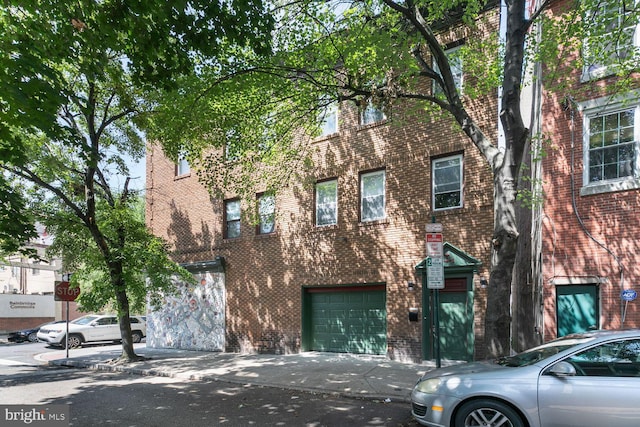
[426,256,444,289]
[621,289,637,302]
[55,281,80,302]
[426,233,443,257]
[425,223,443,233]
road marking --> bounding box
[0,359,31,366]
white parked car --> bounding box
[37,314,146,349]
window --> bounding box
[31,260,40,276]
[433,154,463,210]
[360,170,386,222]
[224,199,241,239]
[315,179,338,226]
[95,317,116,326]
[583,0,639,80]
[581,96,640,194]
[177,155,190,176]
[587,109,638,182]
[433,45,464,97]
[319,100,338,136]
[360,100,386,125]
[257,193,275,234]
[563,339,640,377]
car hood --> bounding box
[9,328,36,335]
[419,360,507,380]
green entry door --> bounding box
[439,290,473,361]
[438,278,474,361]
[307,287,387,355]
[556,285,599,337]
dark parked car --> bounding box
[7,320,65,343]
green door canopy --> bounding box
[415,242,482,275]
[308,288,387,355]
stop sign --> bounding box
[54,281,80,301]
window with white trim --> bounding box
[177,155,190,176]
[315,179,338,226]
[257,193,275,234]
[360,170,386,222]
[224,199,241,239]
[360,100,386,125]
[584,105,639,186]
[433,45,464,97]
[319,100,338,136]
[582,0,639,80]
[432,154,463,210]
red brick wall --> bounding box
[146,14,499,362]
[541,0,640,338]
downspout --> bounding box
[565,97,625,325]
[528,5,545,341]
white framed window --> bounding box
[319,100,338,136]
[360,170,386,222]
[315,179,338,226]
[582,0,639,80]
[432,154,463,210]
[257,193,275,234]
[360,100,386,126]
[581,95,640,195]
[224,199,241,239]
[177,155,190,176]
[433,45,464,97]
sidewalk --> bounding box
[38,344,444,403]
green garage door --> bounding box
[308,287,387,355]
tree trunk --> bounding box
[115,287,139,361]
[512,145,543,352]
[483,0,530,358]
[484,163,519,357]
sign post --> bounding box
[54,281,79,358]
[621,289,637,325]
[425,223,444,368]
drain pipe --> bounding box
[565,97,625,324]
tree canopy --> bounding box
[0,0,274,360]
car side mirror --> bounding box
[547,361,577,377]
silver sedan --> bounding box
[411,329,640,427]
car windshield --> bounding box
[72,315,99,325]
[496,337,596,367]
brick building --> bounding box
[145,56,498,363]
[540,0,640,339]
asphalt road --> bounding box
[0,340,420,427]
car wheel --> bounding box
[131,331,143,343]
[454,399,524,427]
[66,334,82,349]
[27,332,38,342]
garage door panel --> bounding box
[348,309,365,318]
[308,289,387,355]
